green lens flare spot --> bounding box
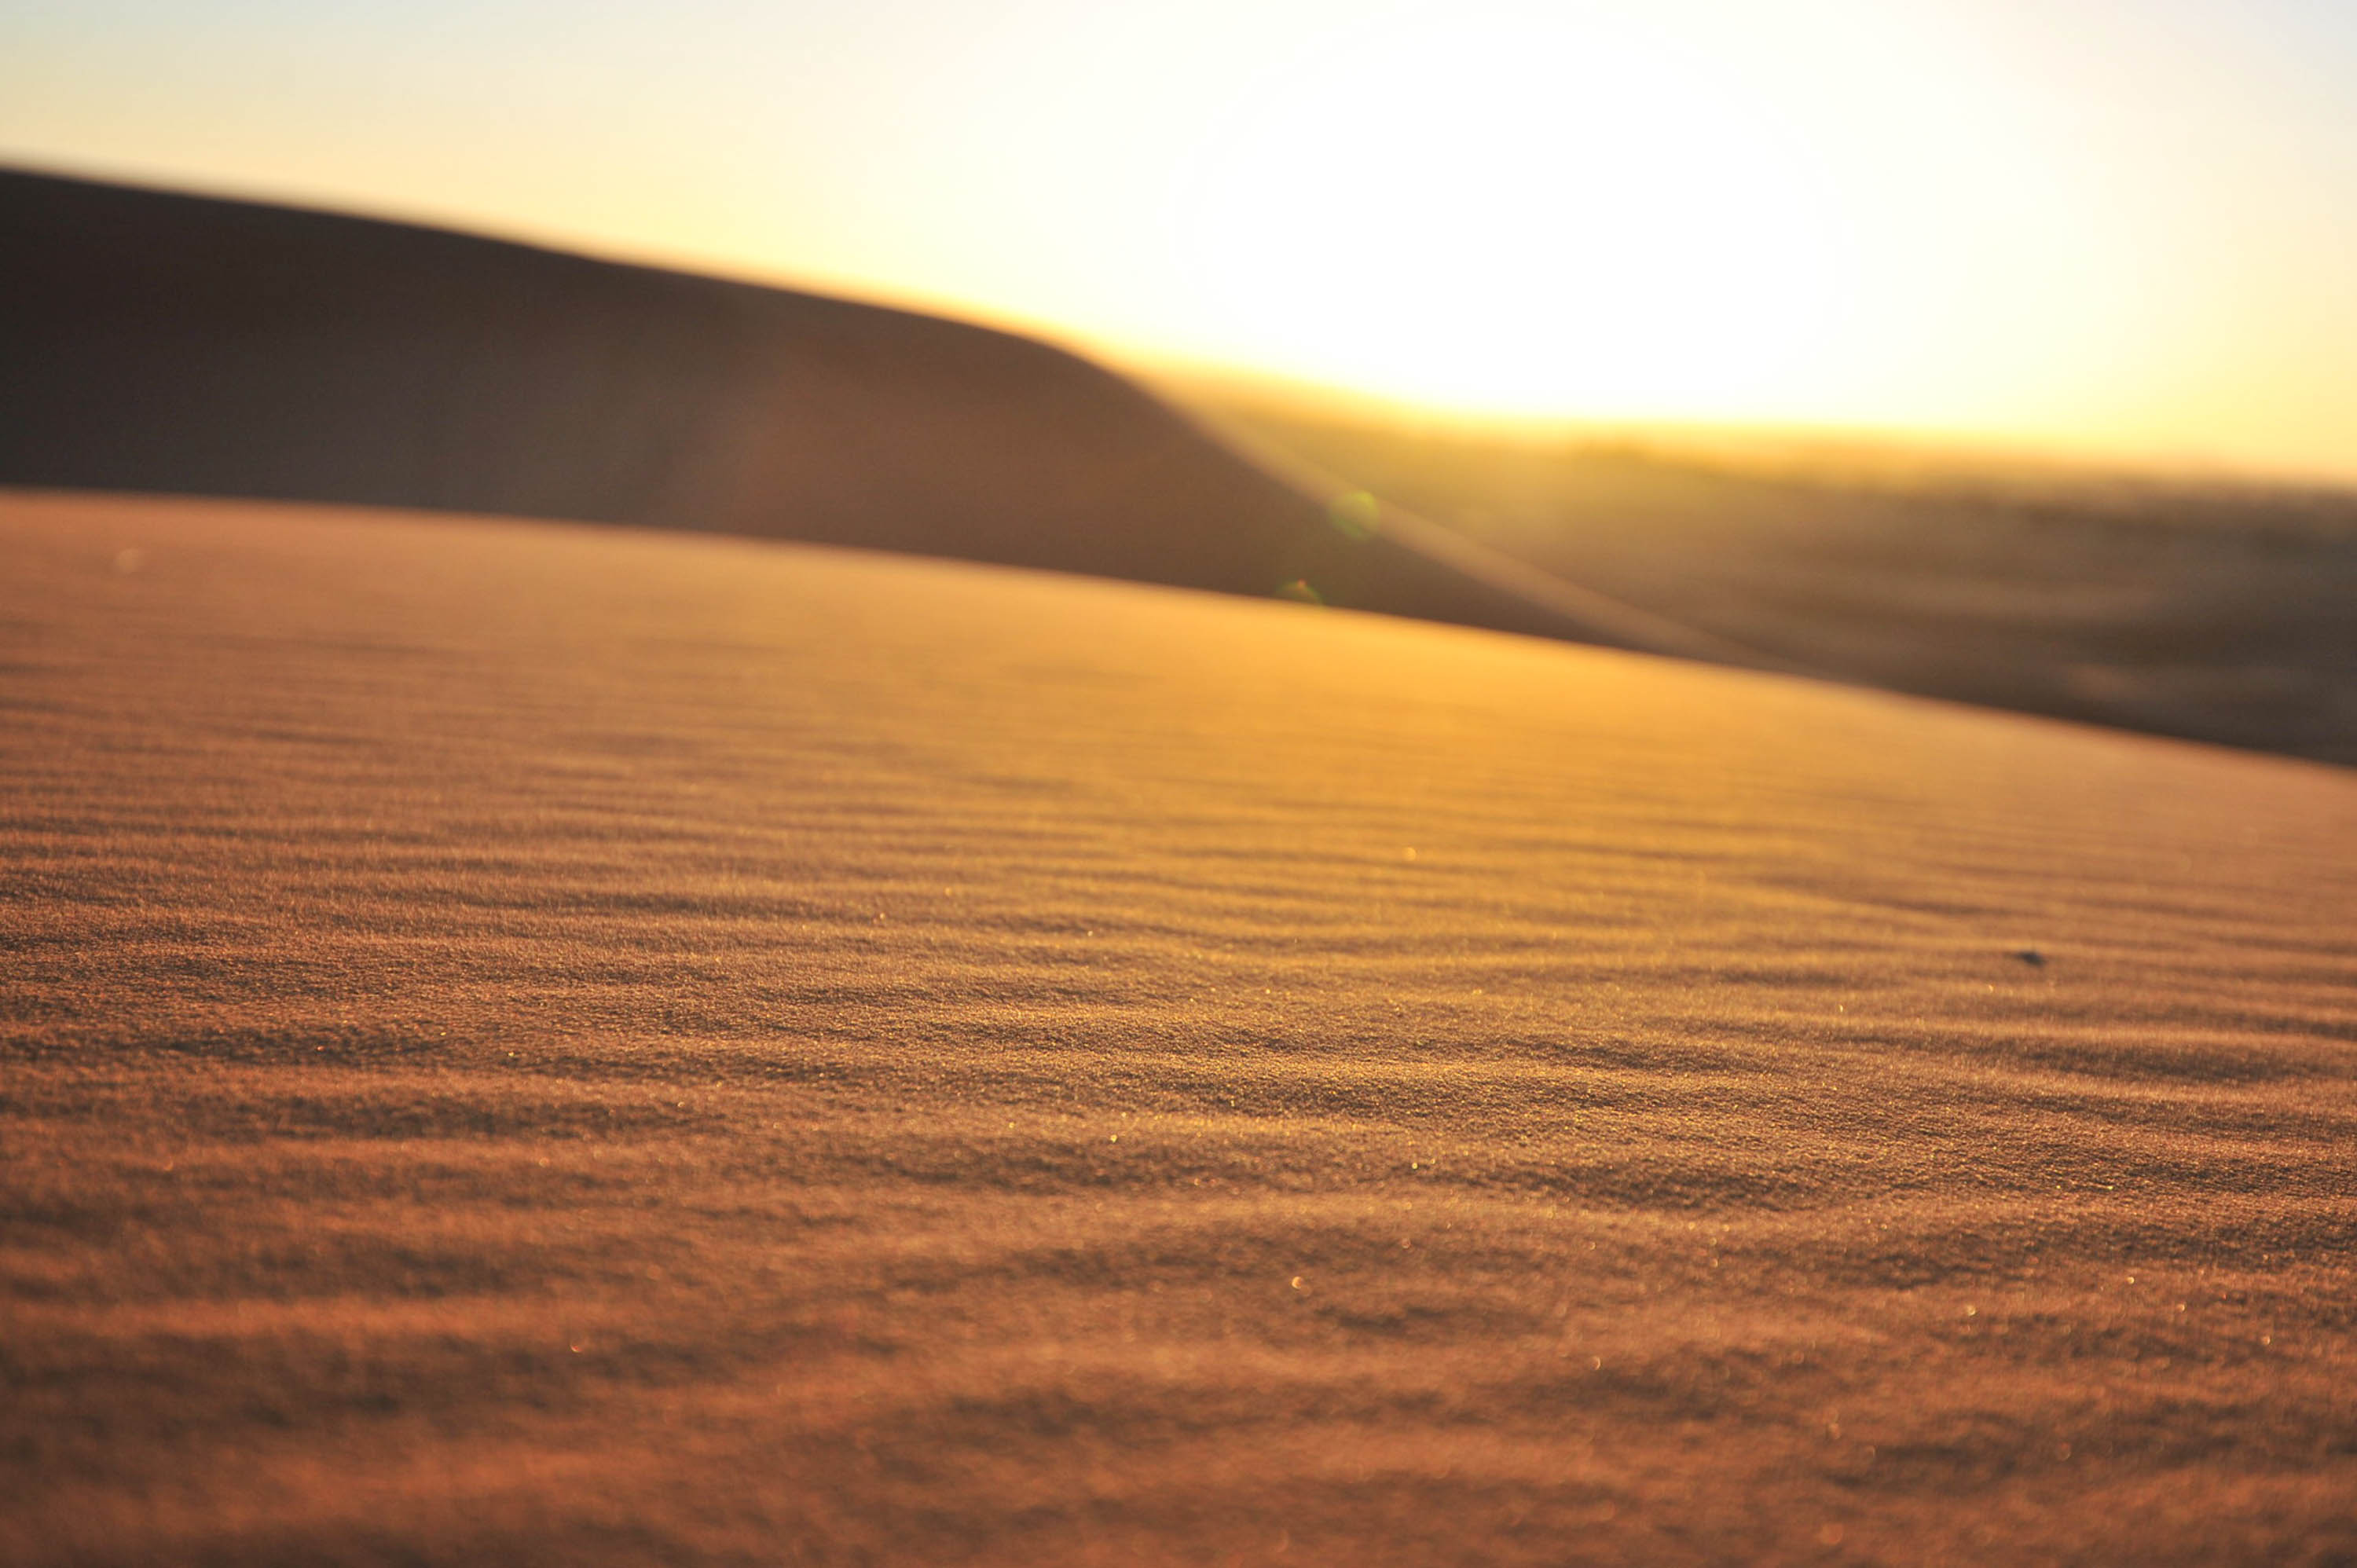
[1277,578,1325,606]
[1326,489,1381,541]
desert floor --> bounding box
[5,489,2354,1566]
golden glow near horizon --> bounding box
[5,0,2356,479]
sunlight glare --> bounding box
[1173,13,1841,418]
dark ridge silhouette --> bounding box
[0,166,1723,658]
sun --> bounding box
[1167,13,1849,420]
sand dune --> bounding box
[1189,396,2357,768]
[5,489,2354,1565]
[0,167,1695,658]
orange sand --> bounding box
[5,489,2354,1566]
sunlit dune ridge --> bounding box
[5,491,2355,1566]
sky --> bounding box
[5,0,2356,481]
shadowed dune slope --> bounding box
[0,168,1668,654]
[5,490,2357,1566]
[1190,397,2357,767]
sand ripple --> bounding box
[4,492,2354,1565]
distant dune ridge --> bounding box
[1187,391,2357,768]
[4,491,2355,1565]
[0,166,1720,659]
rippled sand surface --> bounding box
[5,490,2354,1566]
